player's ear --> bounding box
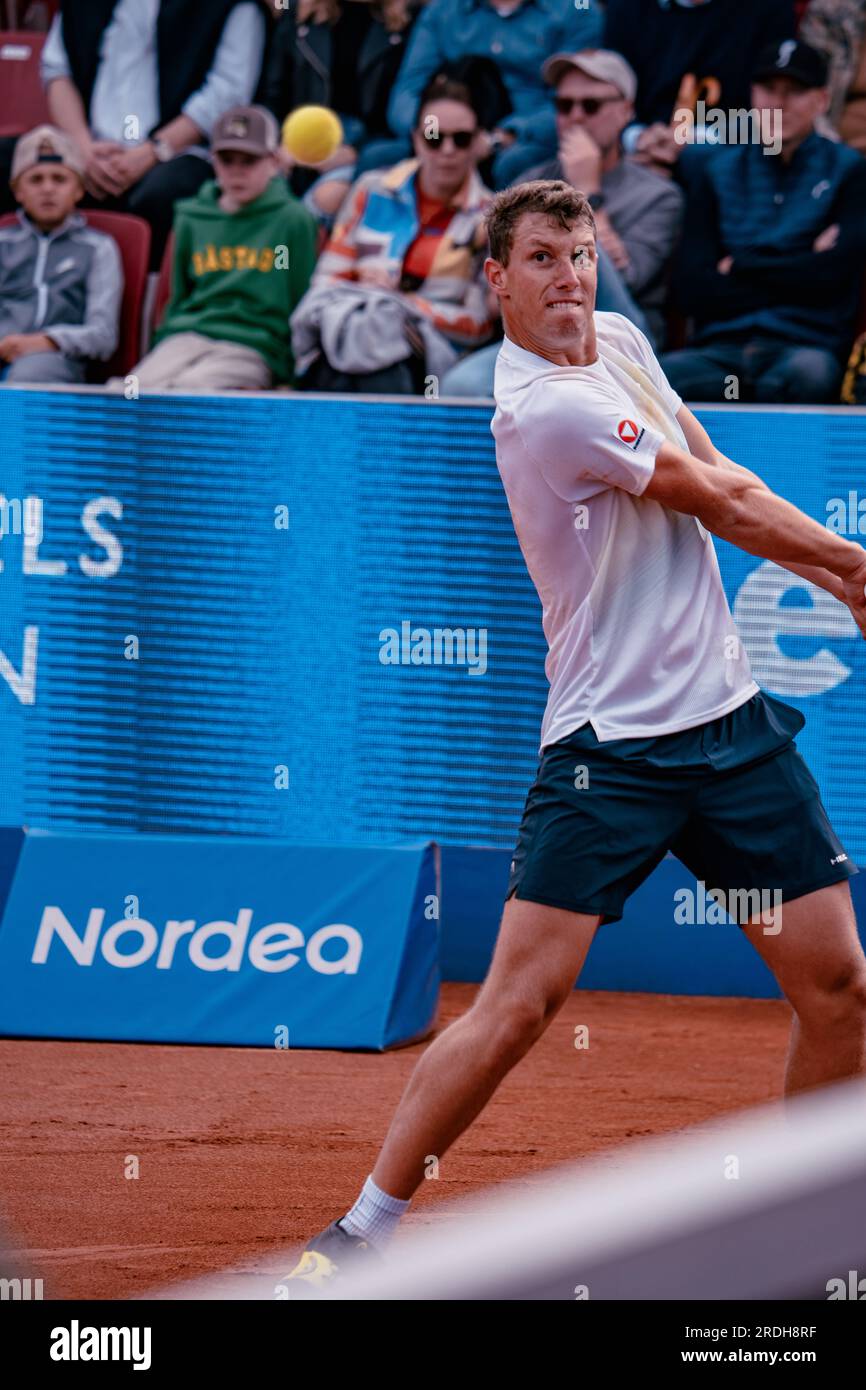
[485,256,507,295]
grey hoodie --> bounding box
[0,209,123,360]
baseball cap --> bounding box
[211,105,280,157]
[542,48,638,104]
[752,39,829,90]
[11,125,85,184]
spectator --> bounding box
[660,41,866,404]
[440,49,685,398]
[0,125,122,386]
[38,0,267,268]
[300,53,513,234]
[519,50,684,345]
[372,0,603,188]
[260,0,420,217]
[603,0,795,179]
[800,0,866,155]
[126,106,317,392]
[291,74,496,393]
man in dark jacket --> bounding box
[604,0,795,179]
[660,41,866,403]
[37,0,267,266]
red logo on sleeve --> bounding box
[616,418,645,451]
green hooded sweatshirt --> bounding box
[155,176,318,384]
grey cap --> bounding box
[542,48,638,104]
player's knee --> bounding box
[477,990,561,1058]
[792,965,866,1032]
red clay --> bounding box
[0,983,791,1300]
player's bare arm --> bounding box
[674,402,853,606]
[643,431,866,639]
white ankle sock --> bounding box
[339,1173,411,1250]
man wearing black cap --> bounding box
[660,39,866,403]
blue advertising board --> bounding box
[0,828,439,1048]
[1,391,863,865]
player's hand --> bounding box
[559,126,603,192]
[839,550,866,639]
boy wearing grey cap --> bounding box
[0,125,123,385]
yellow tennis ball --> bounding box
[281,106,344,164]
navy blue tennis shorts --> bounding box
[506,691,858,924]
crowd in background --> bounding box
[1,0,866,403]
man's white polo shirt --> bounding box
[491,311,759,751]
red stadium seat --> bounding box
[77,209,151,380]
[0,31,49,136]
[152,229,175,332]
[0,208,151,379]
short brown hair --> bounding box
[485,180,596,266]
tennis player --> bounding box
[287,179,866,1292]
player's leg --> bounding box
[669,691,865,1098]
[367,722,689,1205]
[283,896,602,1282]
[370,895,602,1200]
[739,879,866,1095]
[288,726,687,1279]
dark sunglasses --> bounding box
[555,95,622,116]
[423,129,477,150]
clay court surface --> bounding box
[0,983,790,1300]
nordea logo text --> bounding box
[32,907,362,973]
